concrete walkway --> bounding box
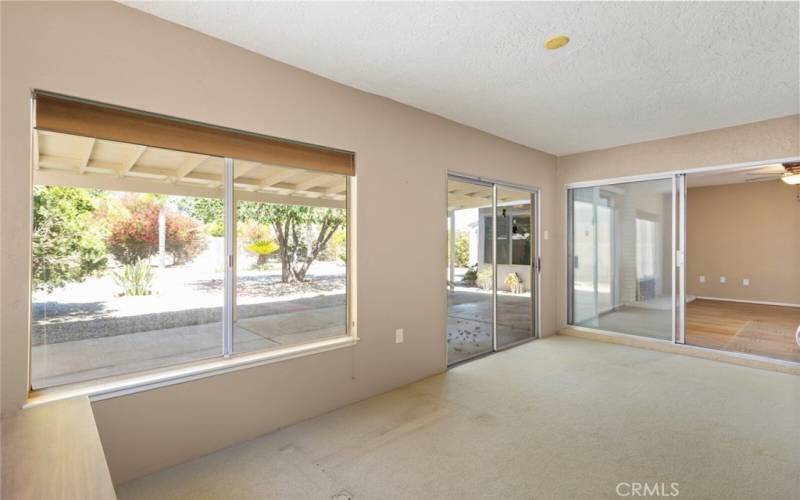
[32,298,345,388]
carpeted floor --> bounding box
[116,336,800,500]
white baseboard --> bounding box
[693,296,800,308]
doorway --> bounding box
[565,160,800,365]
[446,174,539,365]
[681,165,800,362]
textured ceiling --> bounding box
[124,2,799,155]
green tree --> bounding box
[32,186,108,291]
[454,230,470,267]
[239,203,344,282]
[182,198,345,282]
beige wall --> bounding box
[0,2,557,483]
[556,115,800,328]
[686,181,800,305]
[2,0,799,487]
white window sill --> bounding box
[26,335,358,408]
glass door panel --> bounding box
[569,190,599,325]
[496,186,536,348]
[568,179,674,340]
[447,176,494,364]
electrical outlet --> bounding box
[720,276,727,284]
[743,278,750,286]
[395,328,404,344]
[699,275,705,283]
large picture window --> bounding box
[30,94,353,390]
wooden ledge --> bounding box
[2,396,116,499]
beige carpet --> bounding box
[117,336,800,500]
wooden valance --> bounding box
[34,92,354,176]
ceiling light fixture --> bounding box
[781,162,800,185]
[544,35,570,50]
[781,172,800,185]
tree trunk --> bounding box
[273,220,295,283]
[291,221,338,282]
[273,218,341,283]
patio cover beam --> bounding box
[120,144,147,175]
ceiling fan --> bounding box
[745,162,800,184]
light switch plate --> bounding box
[743,278,750,286]
[395,328,404,344]
[720,276,727,284]
[699,275,705,283]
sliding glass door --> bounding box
[495,186,536,349]
[447,175,538,365]
[568,163,800,365]
[447,177,495,364]
[567,178,674,340]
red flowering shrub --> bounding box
[106,195,206,266]
[166,211,206,265]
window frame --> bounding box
[481,207,530,266]
[28,98,356,401]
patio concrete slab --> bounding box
[447,290,533,364]
[32,304,345,389]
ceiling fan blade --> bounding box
[745,176,776,182]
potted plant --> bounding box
[477,266,493,290]
[462,264,478,286]
[504,272,523,294]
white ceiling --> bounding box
[124,2,799,156]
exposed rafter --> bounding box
[120,145,147,176]
[40,154,120,173]
[78,138,96,175]
[257,169,296,190]
[170,155,210,183]
[35,133,347,204]
[325,184,346,195]
[233,162,261,179]
[294,174,330,193]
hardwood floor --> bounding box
[686,299,800,362]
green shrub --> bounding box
[32,186,108,291]
[477,266,493,289]
[462,264,478,285]
[326,229,347,262]
[112,259,155,296]
[204,220,225,237]
[454,231,470,267]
